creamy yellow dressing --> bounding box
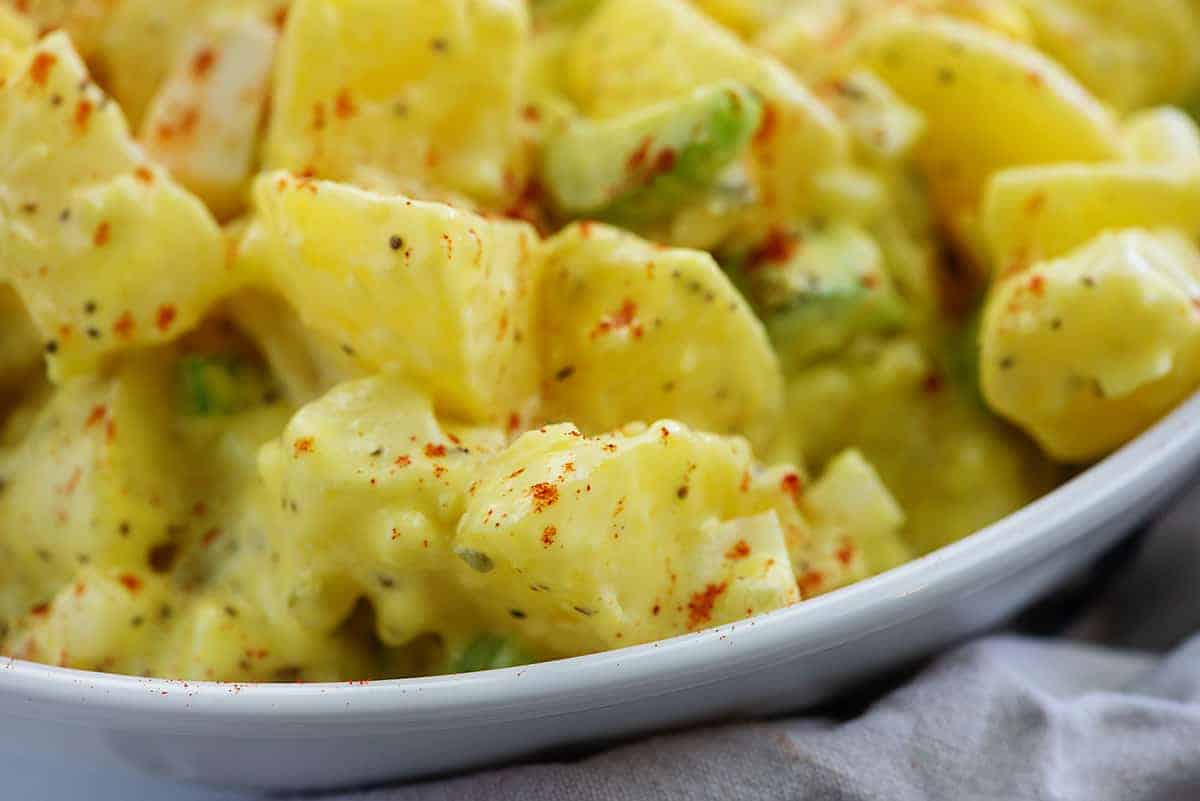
[1,0,1199,680]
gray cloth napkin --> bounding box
[314,482,1200,801]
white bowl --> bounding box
[3,392,1199,793]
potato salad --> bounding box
[1,0,1198,681]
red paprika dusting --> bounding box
[626,136,652,173]
[271,5,289,29]
[30,602,50,617]
[1024,191,1047,216]
[591,299,642,340]
[73,98,93,133]
[836,542,855,566]
[651,603,661,616]
[118,573,142,593]
[155,304,177,332]
[293,437,315,456]
[105,418,118,442]
[74,582,86,597]
[508,467,526,479]
[432,465,447,478]
[333,88,356,119]
[394,455,411,468]
[923,372,944,394]
[311,102,326,131]
[652,148,676,174]
[29,52,56,86]
[530,482,558,512]
[521,104,541,123]
[108,308,131,335]
[746,227,798,271]
[799,570,824,596]
[1026,274,1045,296]
[859,273,880,289]
[507,413,521,435]
[739,471,751,492]
[201,527,221,546]
[424,443,446,458]
[93,220,110,247]
[501,179,549,233]
[541,525,557,547]
[753,103,778,147]
[191,47,217,79]
[687,582,728,628]
[60,467,82,496]
[780,472,803,502]
[84,404,107,429]
[134,166,154,183]
[725,540,751,560]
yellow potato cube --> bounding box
[239,172,541,424]
[264,0,528,205]
[139,13,278,219]
[981,229,1200,461]
[454,421,805,653]
[537,221,783,453]
[0,34,228,379]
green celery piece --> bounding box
[451,634,532,674]
[177,355,269,416]
[542,80,762,224]
[729,221,908,369]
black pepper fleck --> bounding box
[389,235,404,250]
[554,365,576,381]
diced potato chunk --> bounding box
[0,352,183,631]
[852,15,1122,246]
[239,171,541,424]
[567,0,847,218]
[264,0,528,205]
[8,0,287,128]
[139,13,278,219]
[257,372,506,644]
[981,229,1200,461]
[802,449,909,575]
[0,34,227,379]
[1014,0,1200,111]
[537,222,782,451]
[983,165,1200,272]
[453,421,805,653]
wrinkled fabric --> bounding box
[314,484,1200,801]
